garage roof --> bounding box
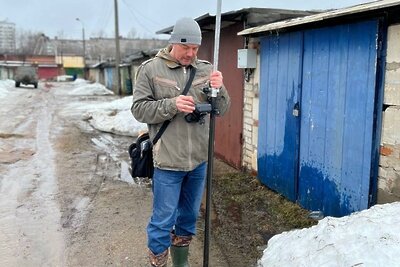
[156,8,318,35]
[238,0,400,36]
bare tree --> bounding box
[16,29,50,55]
[93,29,108,38]
[127,27,138,39]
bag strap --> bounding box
[152,67,197,145]
[181,68,196,96]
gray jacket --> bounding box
[131,46,230,171]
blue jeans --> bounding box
[147,162,207,254]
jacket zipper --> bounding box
[174,67,187,91]
[183,67,188,86]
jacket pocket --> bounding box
[153,76,180,99]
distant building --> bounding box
[0,20,16,53]
[50,37,168,64]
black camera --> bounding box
[185,103,212,124]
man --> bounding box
[131,17,230,267]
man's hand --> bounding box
[210,71,223,89]
[176,95,195,113]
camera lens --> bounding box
[185,113,197,123]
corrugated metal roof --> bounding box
[0,61,33,67]
[238,0,400,36]
[37,64,58,67]
[89,61,108,68]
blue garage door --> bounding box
[258,20,380,216]
[298,20,379,216]
[105,68,114,90]
[258,32,303,201]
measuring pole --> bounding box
[203,0,222,266]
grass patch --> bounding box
[211,168,317,266]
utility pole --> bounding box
[114,0,121,95]
[76,18,86,78]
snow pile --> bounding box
[88,95,132,110]
[258,202,400,267]
[56,75,74,82]
[86,109,147,137]
[0,79,15,98]
[72,78,88,85]
[68,82,114,96]
[83,95,147,137]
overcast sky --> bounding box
[1,0,375,40]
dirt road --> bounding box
[0,82,228,267]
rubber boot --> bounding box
[170,245,190,267]
[148,249,168,267]
[170,232,192,267]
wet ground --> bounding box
[0,85,65,266]
[0,82,227,266]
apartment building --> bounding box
[0,20,16,53]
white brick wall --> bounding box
[241,39,260,172]
[386,24,400,62]
[378,24,400,202]
[381,107,400,145]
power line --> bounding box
[93,0,114,36]
[120,0,163,35]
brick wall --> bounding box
[378,24,400,203]
[242,39,260,172]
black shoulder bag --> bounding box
[129,68,197,178]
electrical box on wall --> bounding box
[237,49,257,69]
